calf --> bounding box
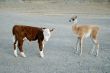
[69,16,99,56]
[12,25,54,58]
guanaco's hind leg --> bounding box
[90,30,99,56]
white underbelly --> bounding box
[84,32,91,38]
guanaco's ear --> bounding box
[74,16,77,19]
[69,16,77,22]
[69,19,71,22]
[71,16,77,20]
[50,28,55,32]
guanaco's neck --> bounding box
[72,18,78,31]
[73,19,77,24]
[73,24,78,31]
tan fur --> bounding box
[72,24,99,56]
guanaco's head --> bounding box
[69,16,77,24]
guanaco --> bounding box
[69,16,99,56]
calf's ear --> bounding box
[50,28,55,32]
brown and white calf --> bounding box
[69,16,99,56]
[12,25,54,58]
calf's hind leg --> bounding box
[13,35,18,57]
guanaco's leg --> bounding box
[91,30,99,56]
[79,36,84,56]
[76,37,80,52]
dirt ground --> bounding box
[0,1,110,73]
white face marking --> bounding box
[20,52,26,57]
[43,29,51,41]
[73,19,77,24]
[14,49,18,57]
[40,50,44,58]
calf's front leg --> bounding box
[38,40,44,58]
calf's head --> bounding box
[42,28,54,41]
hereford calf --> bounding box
[12,25,54,58]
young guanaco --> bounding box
[69,16,99,56]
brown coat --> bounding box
[12,25,44,52]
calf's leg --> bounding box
[18,39,26,57]
[38,40,44,58]
[13,35,18,57]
